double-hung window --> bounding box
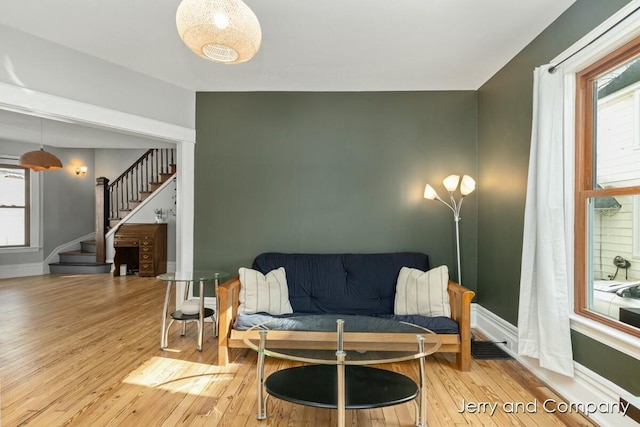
[0,162,30,247]
[0,154,39,252]
[575,35,640,338]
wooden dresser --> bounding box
[113,223,167,277]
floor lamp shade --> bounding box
[19,149,63,171]
[176,0,262,64]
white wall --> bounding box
[95,149,148,182]
[0,24,195,129]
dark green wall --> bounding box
[195,92,478,289]
[477,0,638,388]
[571,331,640,394]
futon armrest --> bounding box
[447,280,475,370]
[218,275,240,365]
[447,280,474,323]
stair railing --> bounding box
[94,148,176,263]
[107,148,176,221]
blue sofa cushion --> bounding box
[252,252,430,316]
[234,312,459,334]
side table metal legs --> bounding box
[214,276,220,337]
[197,279,205,351]
[160,279,209,351]
[160,280,173,349]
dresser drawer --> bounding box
[140,261,153,271]
[140,246,153,253]
[140,252,154,262]
[141,239,153,247]
[114,239,139,246]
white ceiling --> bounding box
[0,0,576,92]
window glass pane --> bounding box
[594,55,640,189]
[588,196,640,326]
[0,165,27,247]
[0,208,26,245]
[0,166,26,206]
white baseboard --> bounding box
[473,303,638,427]
[0,263,45,279]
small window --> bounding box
[0,164,30,247]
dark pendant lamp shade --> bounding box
[19,148,63,171]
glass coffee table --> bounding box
[243,314,442,427]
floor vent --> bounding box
[471,340,512,360]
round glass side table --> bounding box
[157,270,230,351]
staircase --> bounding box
[49,240,112,274]
[107,149,177,228]
[49,148,176,275]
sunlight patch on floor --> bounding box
[123,356,234,395]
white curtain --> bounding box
[518,64,574,377]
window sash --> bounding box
[0,163,30,248]
[575,35,640,338]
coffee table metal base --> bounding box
[249,317,434,427]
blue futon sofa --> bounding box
[217,252,475,370]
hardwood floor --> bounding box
[0,274,597,426]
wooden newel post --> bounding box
[95,177,109,264]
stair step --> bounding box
[80,240,96,253]
[49,262,112,275]
[109,218,121,228]
[59,251,97,263]
[129,200,142,210]
[139,191,153,201]
[159,173,173,183]
[149,182,162,191]
[118,209,132,218]
[170,164,177,174]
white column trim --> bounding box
[0,81,195,143]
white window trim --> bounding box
[634,196,640,259]
[634,89,640,148]
[557,0,640,360]
[0,155,40,254]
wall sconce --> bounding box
[75,166,88,176]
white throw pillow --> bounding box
[394,265,450,317]
[238,267,293,315]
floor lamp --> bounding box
[424,174,476,285]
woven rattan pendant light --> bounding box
[19,119,63,172]
[19,149,63,171]
[176,0,261,64]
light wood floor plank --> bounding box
[0,274,598,426]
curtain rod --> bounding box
[549,5,640,73]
